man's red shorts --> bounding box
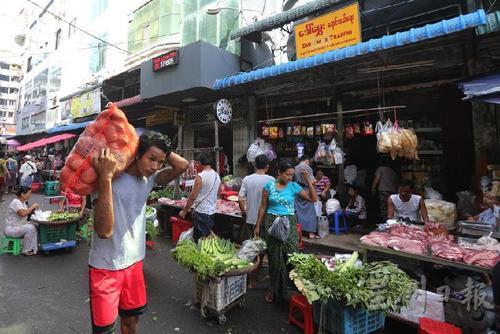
[89,261,147,333]
[0,176,4,188]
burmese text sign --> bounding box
[294,2,361,59]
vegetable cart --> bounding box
[194,273,247,325]
[33,196,79,254]
[194,258,259,325]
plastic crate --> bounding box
[170,216,192,244]
[44,181,60,196]
[195,274,247,313]
[419,317,461,334]
[313,300,385,334]
[39,222,77,245]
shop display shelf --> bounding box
[418,150,443,155]
[414,128,443,133]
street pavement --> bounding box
[0,192,415,334]
[0,192,301,334]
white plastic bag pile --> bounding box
[314,139,344,165]
[247,138,277,163]
[376,120,419,160]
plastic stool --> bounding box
[296,224,304,250]
[0,236,22,256]
[288,294,314,334]
[328,211,348,235]
[419,317,462,334]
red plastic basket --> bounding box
[170,216,192,244]
[419,318,461,334]
[31,182,41,193]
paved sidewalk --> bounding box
[0,192,299,334]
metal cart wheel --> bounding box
[217,314,227,325]
[238,298,245,308]
[200,306,209,319]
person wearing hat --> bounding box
[19,155,37,188]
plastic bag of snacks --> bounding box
[377,120,419,160]
[60,103,139,196]
[425,199,457,230]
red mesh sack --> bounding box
[60,103,139,196]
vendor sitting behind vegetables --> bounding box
[4,186,39,256]
[387,180,430,223]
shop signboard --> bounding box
[61,88,101,120]
[294,2,361,59]
[152,50,179,72]
[146,107,178,127]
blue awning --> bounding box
[47,121,92,134]
[214,10,487,90]
[458,72,500,104]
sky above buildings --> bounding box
[0,0,23,58]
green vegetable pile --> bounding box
[288,253,417,314]
[47,212,80,221]
[149,186,186,200]
[146,220,159,239]
[145,206,155,217]
[199,236,252,270]
[172,235,253,279]
[77,215,94,245]
[172,240,227,279]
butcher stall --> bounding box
[359,222,498,331]
[158,198,247,243]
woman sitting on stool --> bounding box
[344,184,367,228]
[4,186,40,256]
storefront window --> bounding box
[48,66,61,93]
[89,33,107,73]
[33,69,48,100]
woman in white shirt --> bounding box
[180,153,221,242]
[4,186,40,255]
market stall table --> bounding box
[158,198,247,242]
[360,243,492,275]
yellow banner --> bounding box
[295,2,361,59]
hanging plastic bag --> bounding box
[353,123,361,134]
[247,138,265,162]
[314,141,326,162]
[318,216,330,238]
[267,216,290,241]
[345,124,355,138]
[333,147,345,165]
[178,227,194,243]
[425,186,443,200]
[264,142,277,161]
[362,121,374,135]
[237,238,267,262]
[296,143,305,159]
[329,138,337,152]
